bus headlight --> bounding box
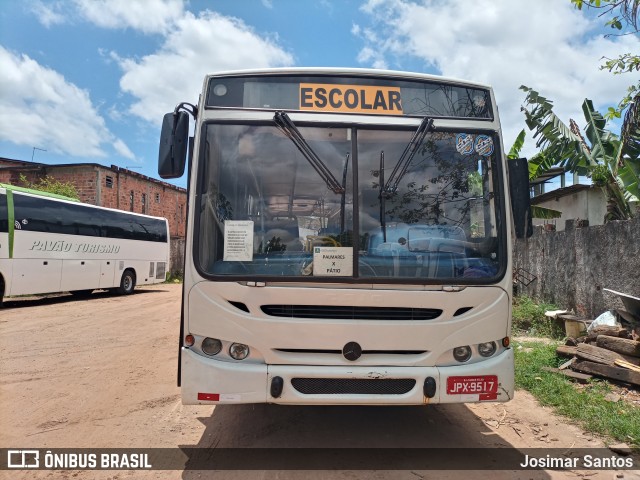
[202,337,222,356]
[229,343,250,360]
[478,341,497,357]
[453,346,472,363]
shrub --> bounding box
[512,295,564,338]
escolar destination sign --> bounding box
[300,83,403,115]
[207,74,492,118]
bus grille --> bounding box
[274,348,427,355]
[261,305,441,320]
[291,378,416,395]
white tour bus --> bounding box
[158,68,532,405]
[0,184,170,303]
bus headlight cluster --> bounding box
[451,338,505,363]
[453,346,472,362]
[189,334,253,361]
[478,341,497,357]
[202,337,222,356]
[229,343,250,360]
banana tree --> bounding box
[520,86,640,221]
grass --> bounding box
[514,340,640,447]
[512,295,565,339]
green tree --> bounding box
[520,86,640,221]
[18,174,79,200]
[571,0,640,118]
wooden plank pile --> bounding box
[556,323,640,387]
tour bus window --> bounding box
[0,193,7,233]
[12,193,167,242]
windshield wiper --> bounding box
[382,117,434,197]
[340,153,350,234]
[379,150,387,242]
[274,111,345,194]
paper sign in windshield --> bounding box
[223,221,254,261]
[313,247,353,276]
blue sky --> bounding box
[1,0,638,188]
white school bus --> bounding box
[0,184,170,303]
[158,68,532,405]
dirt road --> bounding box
[0,285,636,479]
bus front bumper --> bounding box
[181,347,514,405]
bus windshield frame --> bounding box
[193,118,507,285]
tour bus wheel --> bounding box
[118,269,136,295]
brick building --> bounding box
[0,157,187,274]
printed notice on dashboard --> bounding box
[313,247,353,276]
[223,221,254,261]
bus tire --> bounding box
[117,270,136,295]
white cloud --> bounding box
[72,0,184,34]
[113,138,135,159]
[115,10,294,123]
[0,47,134,160]
[30,0,184,34]
[261,0,274,9]
[30,0,67,27]
[355,0,640,155]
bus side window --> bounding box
[0,193,7,233]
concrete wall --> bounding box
[170,237,185,278]
[514,216,640,319]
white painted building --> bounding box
[531,184,607,231]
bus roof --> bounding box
[0,183,80,203]
[205,67,492,90]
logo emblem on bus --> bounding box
[342,341,362,361]
[455,133,474,155]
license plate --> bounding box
[446,375,498,395]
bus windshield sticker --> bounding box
[300,84,403,115]
[223,220,254,262]
[313,246,353,276]
[474,135,494,156]
[455,133,474,155]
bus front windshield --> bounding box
[196,122,504,282]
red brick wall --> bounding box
[44,165,100,205]
[95,168,187,238]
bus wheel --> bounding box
[118,270,136,295]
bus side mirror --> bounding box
[508,157,533,239]
[158,111,189,179]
